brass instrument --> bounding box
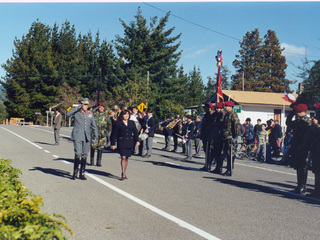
[166,120,177,130]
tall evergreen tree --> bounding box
[232,28,263,91]
[186,66,204,108]
[259,30,290,92]
[2,20,57,120]
[114,7,182,118]
[303,59,320,98]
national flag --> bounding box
[284,91,296,103]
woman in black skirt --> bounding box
[111,109,140,180]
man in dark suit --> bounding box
[67,98,98,180]
[50,107,62,145]
[142,109,155,158]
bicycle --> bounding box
[235,138,258,160]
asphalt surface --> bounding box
[1,125,320,240]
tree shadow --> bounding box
[204,176,320,205]
[29,167,71,179]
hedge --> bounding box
[0,158,73,239]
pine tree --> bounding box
[259,30,290,92]
[303,59,320,99]
[232,28,263,91]
[2,20,58,120]
[114,7,182,118]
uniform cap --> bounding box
[215,102,224,109]
[293,104,307,112]
[204,102,214,110]
[79,98,89,104]
[98,102,105,107]
[225,101,234,107]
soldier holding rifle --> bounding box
[221,101,241,176]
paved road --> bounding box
[1,125,320,240]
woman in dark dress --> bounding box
[111,109,140,180]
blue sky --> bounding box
[1,1,319,92]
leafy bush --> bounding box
[0,158,73,239]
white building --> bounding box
[207,90,299,128]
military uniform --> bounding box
[222,102,241,176]
[67,98,98,180]
[200,109,214,171]
[286,108,311,194]
[210,111,224,174]
[90,110,112,166]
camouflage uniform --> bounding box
[210,111,224,174]
[286,111,311,194]
[222,110,241,176]
[90,111,112,166]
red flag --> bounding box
[284,91,296,103]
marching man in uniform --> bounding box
[90,102,112,166]
[67,98,98,180]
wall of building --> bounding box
[237,105,276,125]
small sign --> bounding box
[233,105,241,113]
[46,111,54,114]
[137,102,147,112]
[35,112,41,115]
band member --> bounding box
[185,115,195,160]
[67,98,98,180]
[286,104,311,195]
[222,101,241,176]
[161,116,174,151]
[111,109,140,180]
[172,115,181,152]
[90,102,112,166]
[199,102,214,171]
[194,116,202,157]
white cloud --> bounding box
[281,43,308,57]
[184,44,216,59]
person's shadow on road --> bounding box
[29,167,71,179]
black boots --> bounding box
[96,150,102,167]
[72,155,80,180]
[294,168,308,195]
[90,148,95,165]
[79,157,87,180]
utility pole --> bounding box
[242,71,244,91]
[146,71,149,108]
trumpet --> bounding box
[166,120,177,130]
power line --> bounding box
[143,2,320,58]
[143,2,241,42]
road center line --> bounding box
[1,127,43,150]
[87,173,220,240]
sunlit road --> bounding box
[1,125,319,240]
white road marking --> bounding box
[86,173,221,240]
[1,127,43,149]
[44,150,50,153]
[62,160,71,164]
[52,155,59,158]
